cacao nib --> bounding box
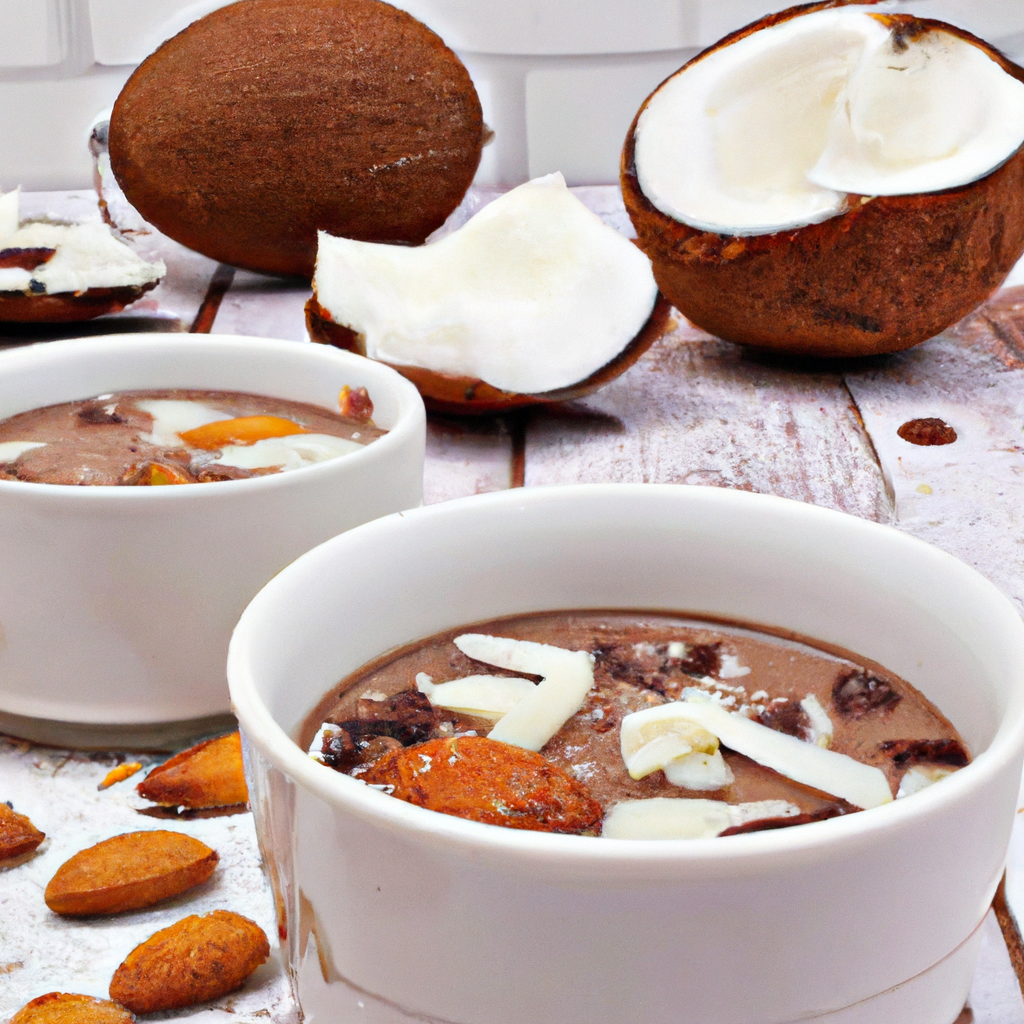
[591,645,650,689]
[832,669,901,718]
[676,642,722,679]
[327,689,456,748]
[719,805,845,836]
[320,727,358,769]
[878,738,969,767]
[77,401,125,425]
[0,246,55,271]
[757,700,810,739]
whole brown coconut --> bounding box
[622,2,1024,358]
[108,0,485,279]
[305,293,672,415]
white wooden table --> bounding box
[2,188,1024,1023]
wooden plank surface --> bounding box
[5,186,1024,1023]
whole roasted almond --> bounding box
[44,830,218,916]
[109,909,270,1014]
[137,731,248,809]
[359,735,604,834]
[1,801,45,862]
[10,992,135,1023]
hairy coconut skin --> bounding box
[622,3,1024,357]
[109,0,485,279]
[305,294,673,415]
[0,282,157,323]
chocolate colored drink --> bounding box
[304,612,968,838]
[0,387,383,485]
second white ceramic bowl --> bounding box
[0,333,425,746]
[230,484,1024,1024]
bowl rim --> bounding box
[0,332,425,501]
[229,483,1024,872]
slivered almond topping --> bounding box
[137,731,248,809]
[453,634,594,751]
[98,762,143,790]
[179,415,308,450]
[44,830,218,915]
[109,910,269,1014]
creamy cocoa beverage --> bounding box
[303,612,969,838]
[0,386,384,485]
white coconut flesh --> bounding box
[313,173,659,394]
[634,5,1024,235]
[0,188,165,294]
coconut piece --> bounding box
[309,174,668,413]
[620,696,892,809]
[108,0,485,279]
[623,3,1024,357]
[0,188,164,323]
[602,797,800,840]
[416,672,537,721]
[452,633,595,752]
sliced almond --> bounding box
[44,830,218,916]
[10,992,135,1023]
[109,909,270,1014]
[620,714,719,780]
[137,731,248,809]
[0,801,45,863]
[453,634,594,752]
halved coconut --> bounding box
[0,189,164,323]
[307,173,668,414]
[622,1,1024,357]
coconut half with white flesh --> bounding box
[622,1,1024,357]
[307,174,669,414]
[0,188,164,322]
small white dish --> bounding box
[0,333,425,746]
[230,484,1024,1024]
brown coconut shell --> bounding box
[305,293,673,415]
[622,1,1024,358]
[108,0,485,279]
[0,282,157,323]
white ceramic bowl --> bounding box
[0,333,425,747]
[230,484,1024,1024]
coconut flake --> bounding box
[896,765,955,798]
[313,173,658,394]
[416,672,536,721]
[602,797,800,840]
[135,399,232,448]
[621,696,892,809]
[662,749,735,790]
[0,189,164,294]
[0,440,46,463]
[212,433,362,471]
[453,634,594,752]
[800,693,834,748]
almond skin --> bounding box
[0,283,158,324]
[137,731,248,809]
[44,830,218,916]
[0,801,45,862]
[358,735,604,833]
[9,992,135,1023]
[109,910,270,1014]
